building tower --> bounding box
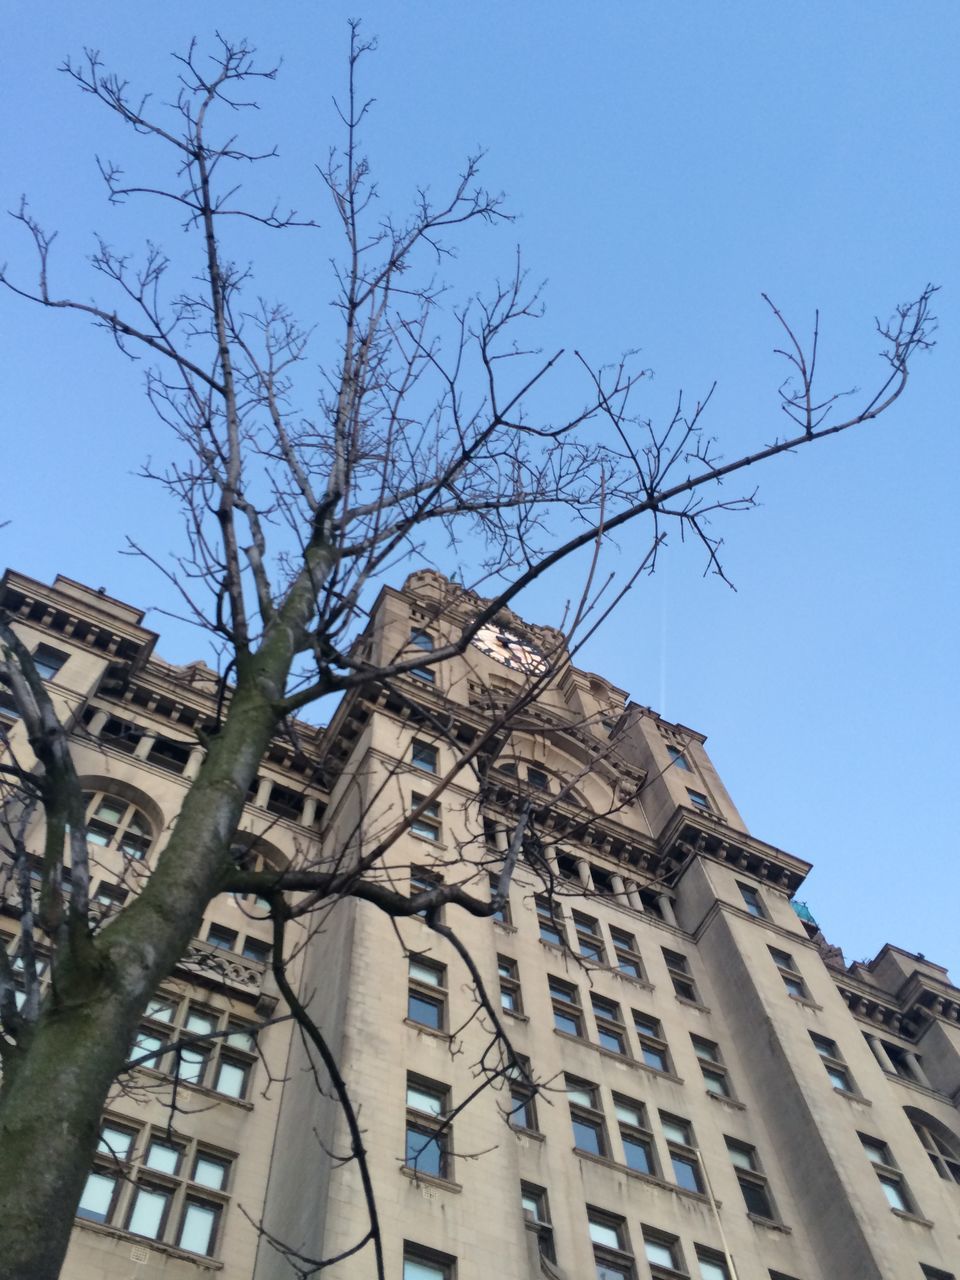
[2,567,958,1280]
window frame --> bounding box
[692,1034,734,1099]
[810,1032,856,1094]
[567,1076,608,1158]
[77,1120,233,1258]
[497,955,522,1014]
[404,1074,451,1181]
[520,1182,555,1263]
[411,739,439,774]
[573,910,606,962]
[549,975,584,1038]
[609,927,645,980]
[614,1095,658,1178]
[726,1138,778,1221]
[407,957,447,1032]
[633,1010,672,1074]
[768,946,809,1000]
[535,894,565,947]
[410,794,442,843]
[737,881,765,918]
[860,1134,916,1214]
[662,948,700,1003]
[592,992,628,1056]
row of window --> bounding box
[133,994,259,1101]
[77,1119,232,1258]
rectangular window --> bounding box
[667,744,691,771]
[643,1227,684,1277]
[408,958,446,1031]
[660,1113,704,1194]
[521,1183,555,1263]
[696,1248,731,1280]
[573,912,606,962]
[498,955,522,1014]
[588,1210,634,1279]
[241,936,271,964]
[411,740,438,773]
[410,866,442,916]
[527,766,549,791]
[633,1011,671,1073]
[409,630,436,684]
[810,1032,855,1093]
[508,1083,538,1132]
[615,1096,657,1177]
[206,924,238,952]
[860,1135,914,1213]
[535,895,564,947]
[737,882,765,917]
[32,644,68,680]
[726,1139,777,1220]
[687,788,711,810]
[592,994,628,1055]
[410,795,441,842]
[567,1077,608,1157]
[692,1035,733,1098]
[550,975,583,1037]
[662,948,699,1003]
[610,927,644,980]
[487,873,511,925]
[78,1122,231,1257]
[769,946,808,1000]
[403,1244,454,1280]
[405,1076,450,1180]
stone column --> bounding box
[133,731,157,761]
[865,1034,898,1074]
[184,745,205,780]
[657,893,678,928]
[902,1050,933,1089]
[85,709,109,737]
[576,859,594,893]
[301,796,318,828]
[625,879,644,912]
[255,778,273,810]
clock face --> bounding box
[472,622,547,674]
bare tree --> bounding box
[0,27,935,1280]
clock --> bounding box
[471,622,547,674]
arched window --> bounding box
[84,793,154,860]
[908,1110,960,1184]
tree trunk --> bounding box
[0,650,290,1280]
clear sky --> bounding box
[3,3,957,973]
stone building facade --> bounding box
[1,566,958,1280]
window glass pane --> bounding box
[661,1118,689,1145]
[404,1260,446,1280]
[703,1069,729,1096]
[409,961,442,986]
[193,1155,229,1190]
[641,1045,667,1071]
[862,1141,886,1165]
[572,1117,603,1154]
[739,1178,773,1218]
[827,1066,851,1091]
[554,1010,580,1035]
[405,1126,443,1177]
[77,1171,116,1222]
[178,1047,207,1084]
[727,1144,754,1169]
[672,1153,702,1192]
[215,1059,248,1098]
[699,1259,729,1280]
[144,1140,180,1175]
[614,1101,643,1126]
[645,1239,675,1266]
[623,1135,654,1174]
[185,1009,217,1035]
[500,988,517,1011]
[225,1025,257,1052]
[596,1264,631,1280]
[146,998,176,1023]
[408,991,442,1029]
[407,1084,443,1116]
[567,1085,594,1108]
[179,1200,218,1255]
[98,1126,134,1159]
[880,1177,908,1211]
[128,1185,170,1238]
[588,1221,621,1249]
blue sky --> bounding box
[3,3,957,972]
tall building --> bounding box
[2,566,959,1280]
